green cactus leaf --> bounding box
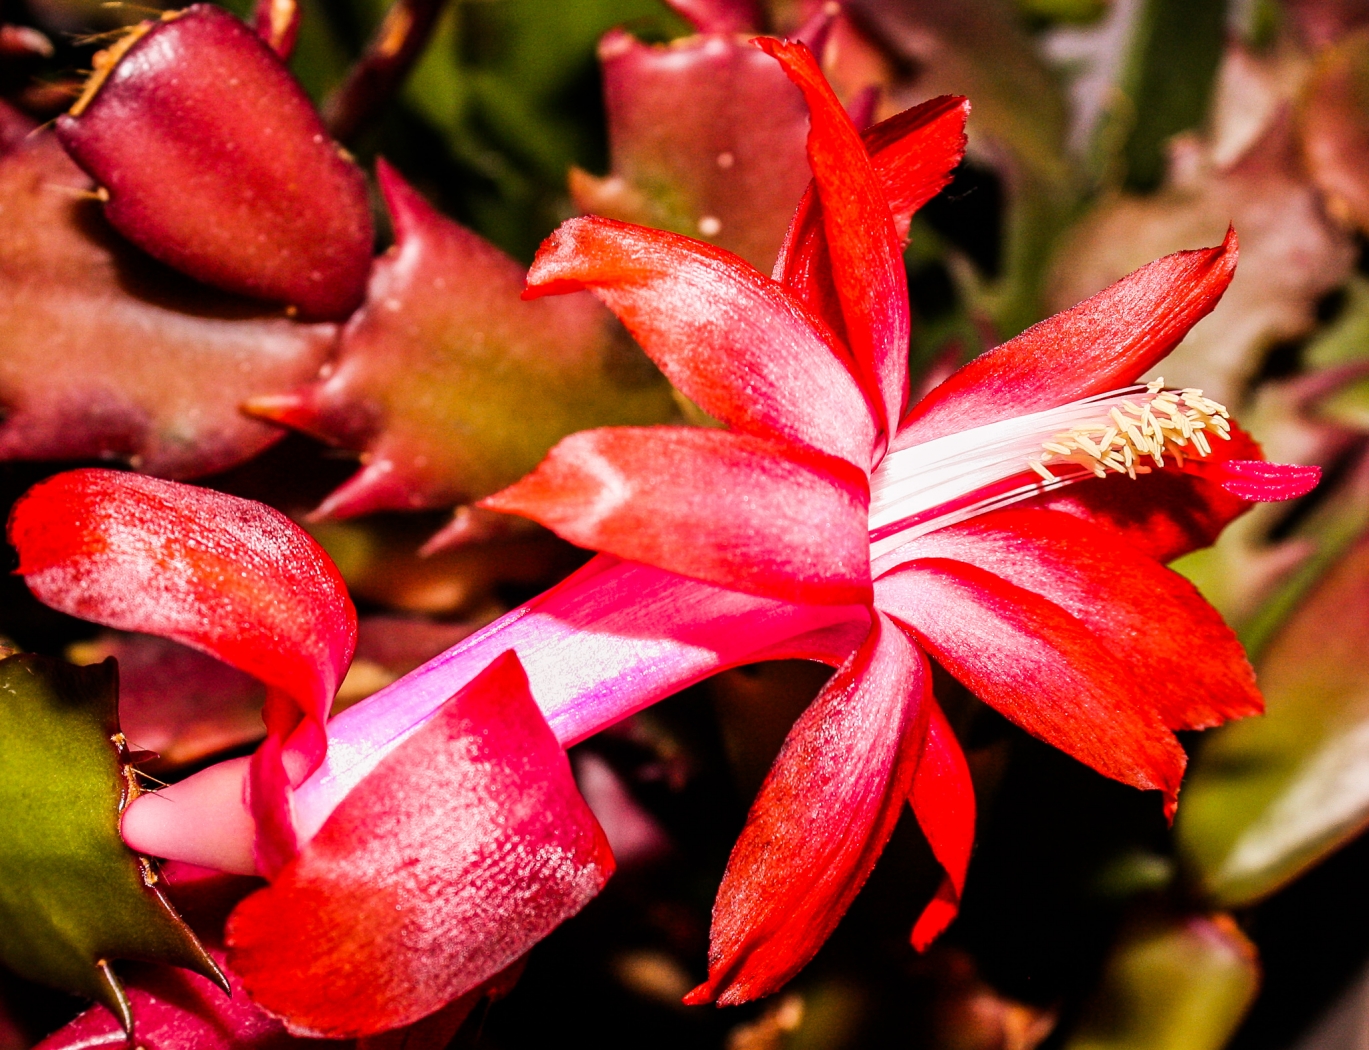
[1064,914,1259,1050]
[0,651,226,1035]
[1177,531,1369,906]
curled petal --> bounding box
[893,509,1261,732]
[876,559,1186,816]
[896,230,1239,448]
[9,470,355,723]
[685,614,928,1006]
[758,38,910,436]
[9,469,356,869]
[524,215,878,467]
[483,426,872,606]
[909,699,974,950]
[227,651,613,1038]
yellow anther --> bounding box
[1028,386,1233,483]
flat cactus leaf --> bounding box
[55,4,373,321]
[248,161,676,521]
[569,29,813,272]
[1062,914,1259,1050]
[0,131,336,478]
[0,651,225,1034]
[1177,529,1369,906]
[1046,88,1353,404]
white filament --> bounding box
[868,386,1154,560]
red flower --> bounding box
[479,38,1317,1004]
[9,38,1317,1039]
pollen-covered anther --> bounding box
[1029,379,1232,483]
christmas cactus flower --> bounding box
[8,38,1318,1040]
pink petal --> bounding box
[9,469,357,868]
[225,651,614,1038]
[1204,459,1322,502]
[891,509,1262,732]
[895,230,1239,449]
[876,559,1186,816]
[684,613,928,1005]
[482,426,871,605]
[524,215,878,468]
[758,38,910,436]
[909,698,974,950]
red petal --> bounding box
[777,95,968,340]
[1025,421,1261,563]
[481,426,872,606]
[876,559,1186,815]
[895,230,1239,448]
[525,215,877,467]
[684,614,928,1005]
[9,470,355,723]
[894,509,1261,732]
[757,38,910,436]
[908,698,974,950]
[862,98,971,242]
[227,651,613,1038]
[9,469,356,868]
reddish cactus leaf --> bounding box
[1048,54,1354,403]
[1301,29,1369,236]
[248,161,675,520]
[0,131,336,478]
[0,97,35,153]
[35,944,518,1050]
[68,633,267,772]
[56,4,373,320]
[570,29,813,272]
[663,0,761,33]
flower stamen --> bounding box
[1029,379,1231,482]
[868,381,1235,563]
